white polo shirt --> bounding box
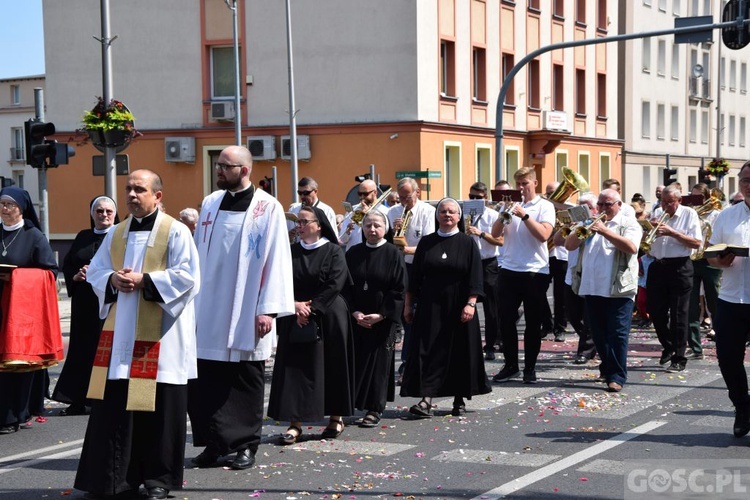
[469,207,500,260]
[564,247,580,286]
[501,195,556,274]
[709,201,750,304]
[649,205,702,259]
[388,200,435,264]
[578,212,642,299]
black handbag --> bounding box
[288,317,320,344]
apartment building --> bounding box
[0,75,45,210]
[42,0,621,239]
[619,0,750,205]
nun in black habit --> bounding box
[267,205,354,444]
[52,196,119,415]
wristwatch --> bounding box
[521,214,530,221]
[479,232,486,239]
[466,302,476,308]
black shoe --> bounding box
[734,405,750,437]
[146,487,169,499]
[192,446,222,468]
[523,369,537,384]
[492,365,520,383]
[554,332,566,342]
[321,418,345,439]
[451,399,466,417]
[231,448,256,470]
[484,351,496,361]
[684,351,704,360]
[659,350,674,365]
[408,399,432,418]
[574,355,588,364]
[666,362,686,373]
[60,404,88,416]
[0,424,19,435]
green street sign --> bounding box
[395,170,441,179]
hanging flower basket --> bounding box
[706,158,730,177]
[76,97,141,152]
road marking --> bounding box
[0,448,81,475]
[433,449,559,467]
[0,439,84,465]
[471,419,667,499]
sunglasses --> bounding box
[358,190,375,197]
[596,201,617,208]
[295,218,318,226]
[468,194,485,200]
[216,162,243,171]
[297,190,315,196]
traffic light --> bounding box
[698,166,711,185]
[258,176,274,196]
[24,119,56,168]
[0,177,15,188]
[663,167,678,187]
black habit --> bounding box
[400,231,491,398]
[345,242,406,413]
[51,229,107,406]
[268,240,355,422]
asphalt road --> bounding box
[1,298,747,500]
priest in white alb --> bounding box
[188,145,294,470]
[74,170,200,500]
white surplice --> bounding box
[86,211,200,385]
[194,187,295,362]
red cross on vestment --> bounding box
[201,211,213,243]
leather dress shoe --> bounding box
[192,446,221,468]
[146,487,169,499]
[230,447,256,470]
[734,405,750,438]
[574,355,588,364]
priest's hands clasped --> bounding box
[109,267,145,292]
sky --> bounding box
[0,0,45,79]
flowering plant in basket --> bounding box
[706,158,730,176]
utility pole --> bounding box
[225,0,242,146]
[285,0,299,203]
[34,88,49,239]
[98,0,116,204]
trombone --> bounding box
[350,188,392,226]
[640,212,671,253]
[574,213,608,240]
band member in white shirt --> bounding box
[707,160,750,438]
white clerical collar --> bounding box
[93,226,113,235]
[134,208,159,224]
[300,237,329,250]
[228,183,253,196]
[437,228,459,237]
[2,220,24,232]
[365,239,388,248]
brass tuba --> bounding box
[640,212,671,253]
[350,188,392,226]
[691,188,722,260]
[548,167,589,204]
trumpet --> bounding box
[350,188,392,226]
[640,212,671,253]
[393,207,412,247]
[496,201,519,225]
[574,213,608,240]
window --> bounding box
[596,73,606,118]
[730,60,737,91]
[659,0,667,11]
[689,109,697,143]
[553,0,565,18]
[741,117,746,147]
[476,147,492,184]
[472,47,487,102]
[579,153,590,181]
[729,115,736,146]
[552,64,564,111]
[721,57,726,89]
[670,105,679,141]
[741,62,747,93]
[720,113,725,144]
[673,0,681,16]
[701,110,709,144]
[576,0,586,24]
[657,104,665,140]
[444,144,461,199]
[657,40,666,76]
[642,101,651,138]
[12,172,23,189]
[576,69,586,115]
[702,0,710,16]
[10,85,20,105]
[502,53,515,105]
[600,154,611,183]
[505,148,520,180]
[211,46,237,99]
[671,44,680,79]
[528,0,540,11]
[11,128,23,161]
[440,40,456,97]
[528,59,540,109]
[597,0,607,30]
[556,152,568,182]
[644,0,652,6]
[642,38,651,72]
[691,0,699,16]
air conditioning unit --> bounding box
[210,101,235,121]
[246,136,276,161]
[281,135,311,160]
[164,137,196,163]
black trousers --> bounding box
[541,256,568,334]
[565,284,596,359]
[188,359,265,455]
[715,299,750,408]
[646,256,693,364]
[75,380,187,496]
[497,269,548,371]
[480,258,500,352]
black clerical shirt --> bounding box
[219,185,255,212]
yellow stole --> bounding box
[87,213,174,412]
